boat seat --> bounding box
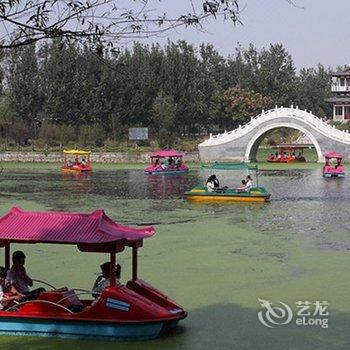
[38,287,83,311]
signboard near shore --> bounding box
[129,128,148,140]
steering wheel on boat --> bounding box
[6,300,74,314]
[32,279,57,290]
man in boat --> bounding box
[5,251,45,301]
[92,262,122,298]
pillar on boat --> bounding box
[110,251,116,287]
[5,243,10,270]
[132,245,138,281]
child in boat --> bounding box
[92,262,122,298]
[0,266,22,310]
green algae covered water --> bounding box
[0,163,349,350]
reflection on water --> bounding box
[0,166,349,350]
[1,167,350,244]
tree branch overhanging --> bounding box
[0,0,242,49]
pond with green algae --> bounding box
[0,163,349,350]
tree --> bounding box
[213,85,270,130]
[151,90,176,146]
[0,1,240,49]
[0,95,16,144]
[7,43,43,131]
[296,65,332,118]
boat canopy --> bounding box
[201,162,258,171]
[150,149,183,158]
[0,207,155,253]
[63,149,91,155]
[324,151,343,159]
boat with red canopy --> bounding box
[144,149,189,175]
[0,207,186,340]
[267,146,307,163]
[323,151,345,177]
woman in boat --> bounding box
[92,262,122,298]
[237,176,252,192]
[206,175,216,192]
[206,174,221,192]
[245,175,253,189]
[0,267,22,310]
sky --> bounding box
[123,0,350,71]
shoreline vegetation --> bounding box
[0,147,321,165]
[0,149,329,170]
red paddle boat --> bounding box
[144,149,189,175]
[323,151,345,177]
[0,207,186,340]
[267,146,306,163]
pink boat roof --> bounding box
[325,151,343,159]
[150,149,184,158]
[0,207,155,250]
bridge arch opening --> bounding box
[245,123,323,163]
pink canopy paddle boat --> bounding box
[144,149,189,175]
[0,207,186,340]
[323,151,345,177]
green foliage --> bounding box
[78,124,106,146]
[0,39,337,147]
[296,65,332,117]
[211,86,270,130]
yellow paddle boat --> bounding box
[184,186,270,203]
[61,149,92,172]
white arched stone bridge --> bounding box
[199,106,350,163]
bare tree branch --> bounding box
[0,0,243,49]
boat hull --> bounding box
[185,187,270,203]
[0,317,163,340]
[267,158,305,163]
[323,173,345,178]
[145,169,189,175]
[185,194,269,203]
[61,166,91,173]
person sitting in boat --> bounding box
[6,251,45,301]
[168,157,174,166]
[206,174,222,192]
[237,176,252,192]
[245,175,253,189]
[206,175,216,192]
[81,158,87,166]
[67,159,73,167]
[92,262,122,298]
[0,266,22,310]
[74,157,80,165]
[160,162,167,170]
[237,180,249,192]
[174,157,181,168]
